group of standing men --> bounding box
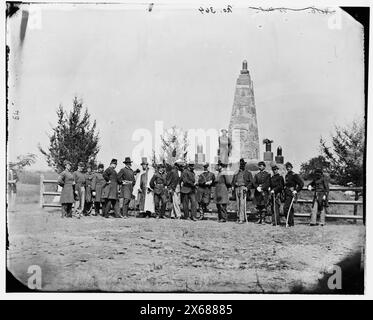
[58,157,330,226]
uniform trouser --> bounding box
[182,192,197,219]
[103,199,120,217]
[94,202,103,215]
[154,193,167,217]
[170,191,181,218]
[235,187,247,222]
[217,203,227,221]
[310,199,327,225]
[120,198,131,216]
[61,203,73,217]
[271,194,281,225]
[198,189,211,214]
[283,191,295,226]
[74,186,85,214]
[84,201,93,215]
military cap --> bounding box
[258,161,266,167]
[272,165,279,170]
[188,161,195,166]
[97,163,104,169]
[110,158,118,165]
[203,162,210,168]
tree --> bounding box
[300,155,331,180]
[320,119,364,186]
[152,126,188,167]
[38,97,100,172]
[8,153,37,171]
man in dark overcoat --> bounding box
[92,163,106,216]
[197,163,216,220]
[102,159,121,218]
[284,162,304,227]
[269,165,285,226]
[253,161,271,224]
[84,164,94,215]
[118,157,136,218]
[308,168,329,226]
[150,163,168,218]
[58,160,75,218]
[180,161,197,220]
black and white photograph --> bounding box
[3,0,369,296]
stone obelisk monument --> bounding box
[228,60,260,163]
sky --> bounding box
[6,3,365,171]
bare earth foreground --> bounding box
[8,202,365,293]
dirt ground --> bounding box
[7,198,365,293]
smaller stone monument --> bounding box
[195,143,206,164]
[275,146,284,164]
[263,139,274,162]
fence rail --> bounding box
[39,176,364,222]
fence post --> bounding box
[40,174,44,208]
[353,190,359,224]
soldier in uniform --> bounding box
[253,161,271,224]
[84,164,94,216]
[102,159,121,218]
[150,164,168,219]
[269,165,285,226]
[232,158,253,223]
[91,163,106,216]
[57,160,75,218]
[73,162,86,218]
[7,165,18,212]
[118,157,136,218]
[308,168,329,226]
[166,159,183,219]
[180,161,198,221]
[214,161,231,223]
[197,163,215,220]
[284,162,304,227]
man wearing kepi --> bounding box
[166,159,183,219]
[91,163,106,216]
[232,158,253,224]
[73,162,86,218]
[308,168,329,226]
[118,157,136,218]
[214,161,231,223]
[197,162,215,220]
[284,162,304,227]
[269,165,284,226]
[102,159,121,218]
[84,164,94,216]
[58,160,75,218]
[180,161,198,221]
[253,161,271,224]
[150,163,168,219]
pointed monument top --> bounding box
[241,60,249,74]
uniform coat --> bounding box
[85,172,94,202]
[253,170,271,207]
[118,166,136,200]
[102,167,119,200]
[58,170,75,204]
[180,168,196,194]
[166,167,180,191]
[197,171,215,204]
[270,173,285,195]
[308,174,330,207]
[214,170,231,204]
[92,172,106,202]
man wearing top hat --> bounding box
[307,167,329,226]
[102,159,121,218]
[284,162,304,227]
[269,165,285,226]
[73,162,86,218]
[253,161,271,224]
[197,162,216,220]
[166,159,184,219]
[150,163,168,219]
[180,161,198,221]
[232,158,253,223]
[118,157,136,218]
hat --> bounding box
[188,161,195,166]
[110,158,118,165]
[157,163,165,169]
[175,159,184,166]
[315,168,323,174]
[78,162,84,167]
[98,163,104,169]
[63,160,72,166]
[258,161,266,167]
[140,157,149,165]
[221,129,228,133]
[203,162,210,168]
[239,158,247,165]
[123,157,133,164]
[272,165,279,170]
[285,162,293,168]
